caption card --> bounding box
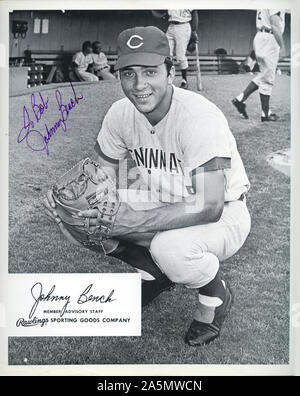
[7,273,141,337]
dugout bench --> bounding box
[9,50,291,88]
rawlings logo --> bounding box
[126,34,143,49]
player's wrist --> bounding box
[110,203,147,236]
[191,30,199,41]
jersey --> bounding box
[168,10,192,23]
[256,9,285,34]
[72,51,93,72]
[91,52,109,71]
[96,87,250,203]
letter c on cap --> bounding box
[126,35,143,49]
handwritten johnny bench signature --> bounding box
[17,82,84,156]
[16,282,116,328]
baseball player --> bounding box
[232,9,285,121]
[69,41,98,82]
[91,41,116,81]
[152,10,199,89]
[44,26,251,346]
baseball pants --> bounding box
[118,189,251,288]
[95,67,116,81]
[253,32,280,95]
[166,23,191,70]
[69,70,98,82]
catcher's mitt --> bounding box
[187,31,199,54]
[50,158,120,253]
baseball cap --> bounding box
[114,26,170,70]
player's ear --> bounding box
[167,66,175,84]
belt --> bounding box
[97,65,109,71]
[169,21,188,25]
[225,193,246,204]
[260,28,273,34]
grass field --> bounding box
[8,73,290,365]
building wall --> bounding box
[9,10,291,58]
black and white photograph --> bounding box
[1,0,299,375]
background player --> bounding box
[44,26,251,346]
[91,41,116,81]
[232,9,285,121]
[69,40,98,82]
[152,10,199,89]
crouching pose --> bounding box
[44,26,251,346]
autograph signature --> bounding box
[28,282,116,319]
[29,282,71,318]
[17,82,83,156]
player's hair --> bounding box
[164,57,173,76]
[82,41,92,52]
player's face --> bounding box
[120,64,174,123]
[84,46,93,54]
[93,44,101,54]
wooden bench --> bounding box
[9,51,291,85]
[9,51,73,85]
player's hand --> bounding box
[279,47,286,60]
[79,202,138,237]
[191,30,199,42]
[78,208,98,233]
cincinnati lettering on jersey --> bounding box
[128,147,182,173]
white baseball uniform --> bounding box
[96,87,251,288]
[166,10,192,70]
[69,51,98,82]
[253,9,285,95]
[91,52,116,81]
[91,52,110,71]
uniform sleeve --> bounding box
[102,53,109,67]
[181,111,232,172]
[87,54,94,65]
[90,54,98,66]
[72,52,82,66]
[96,104,128,161]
